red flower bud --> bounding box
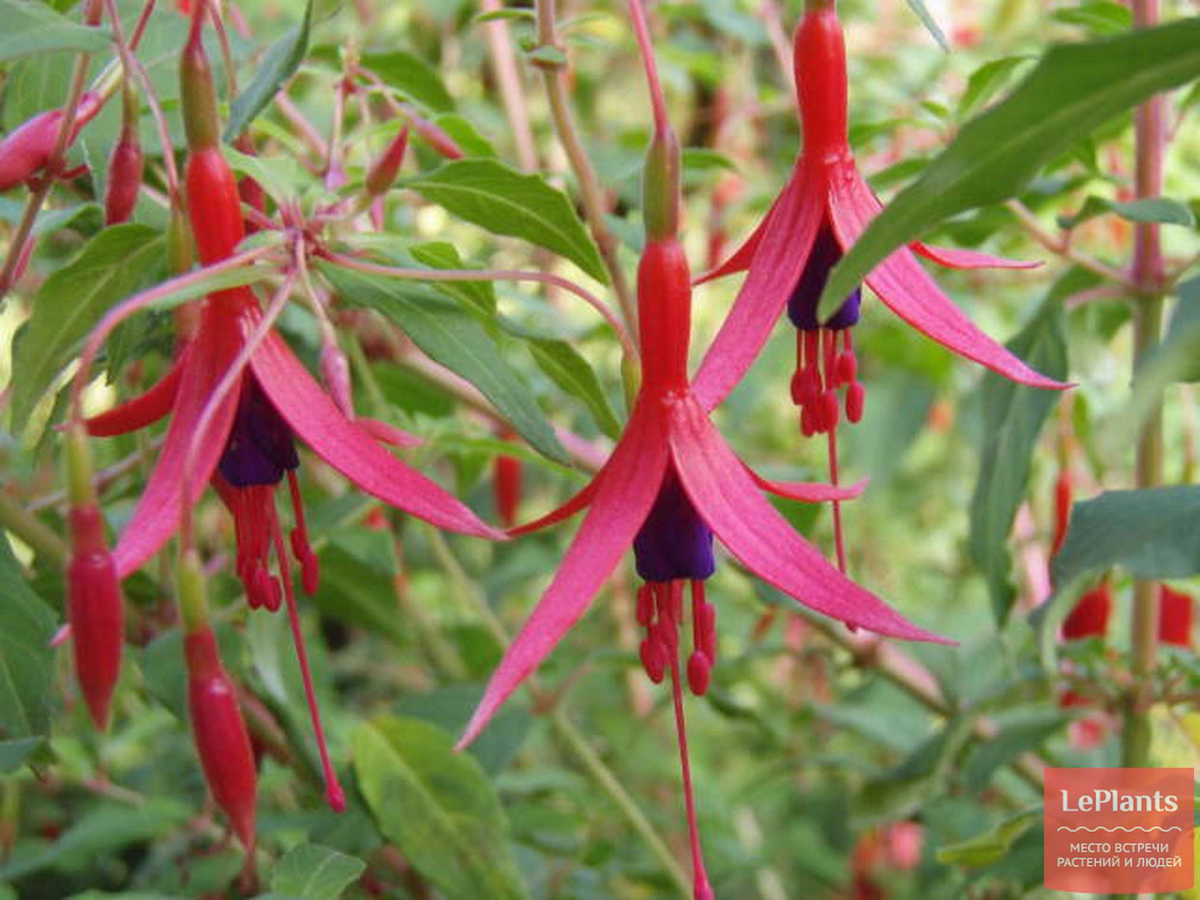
[1158,584,1193,647]
[1061,581,1111,641]
[493,430,523,529]
[365,125,410,197]
[1050,470,1072,558]
[186,626,257,852]
[67,505,123,730]
[0,92,102,193]
[104,85,144,225]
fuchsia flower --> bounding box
[80,11,503,809]
[692,3,1068,564]
[694,4,1064,413]
[459,12,948,888]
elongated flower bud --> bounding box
[642,124,681,242]
[0,92,102,193]
[104,83,144,225]
[493,428,522,529]
[65,426,123,730]
[179,2,220,151]
[365,124,410,197]
[186,624,258,852]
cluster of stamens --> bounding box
[636,579,717,696]
[791,327,864,436]
[216,378,320,609]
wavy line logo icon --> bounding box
[1044,767,1194,893]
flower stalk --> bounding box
[1122,0,1167,775]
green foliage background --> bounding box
[0,0,1197,897]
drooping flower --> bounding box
[82,5,503,813]
[693,1,1068,566]
[459,24,948,888]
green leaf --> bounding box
[407,241,497,318]
[320,261,568,463]
[0,737,45,773]
[403,160,608,283]
[1050,1,1132,36]
[1061,195,1196,229]
[937,808,1040,867]
[310,538,407,645]
[956,56,1033,121]
[904,0,949,51]
[0,799,190,881]
[968,275,1072,622]
[271,843,366,900]
[362,49,455,113]
[526,338,622,439]
[10,224,163,432]
[0,0,110,60]
[224,0,313,141]
[354,716,529,900]
[1106,197,1196,227]
[225,146,308,203]
[473,8,536,24]
[819,17,1200,318]
[1050,486,1200,588]
[0,537,57,740]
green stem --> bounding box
[532,0,638,344]
[1122,0,1166,776]
[0,492,68,567]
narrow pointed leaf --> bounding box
[0,535,57,739]
[320,260,568,463]
[224,0,313,140]
[968,279,1071,623]
[354,716,529,900]
[0,0,110,60]
[362,49,455,113]
[819,17,1200,318]
[402,160,608,283]
[11,224,162,432]
[526,338,622,439]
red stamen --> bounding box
[636,583,654,626]
[267,505,346,813]
[826,428,848,574]
[846,382,865,423]
[286,471,320,595]
[668,632,714,900]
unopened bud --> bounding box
[104,82,144,225]
[642,123,680,241]
[319,342,354,417]
[67,504,123,730]
[179,4,220,151]
[365,124,410,197]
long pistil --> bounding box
[267,504,346,812]
[667,618,714,900]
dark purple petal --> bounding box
[218,376,299,487]
[786,222,861,332]
[633,467,715,582]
